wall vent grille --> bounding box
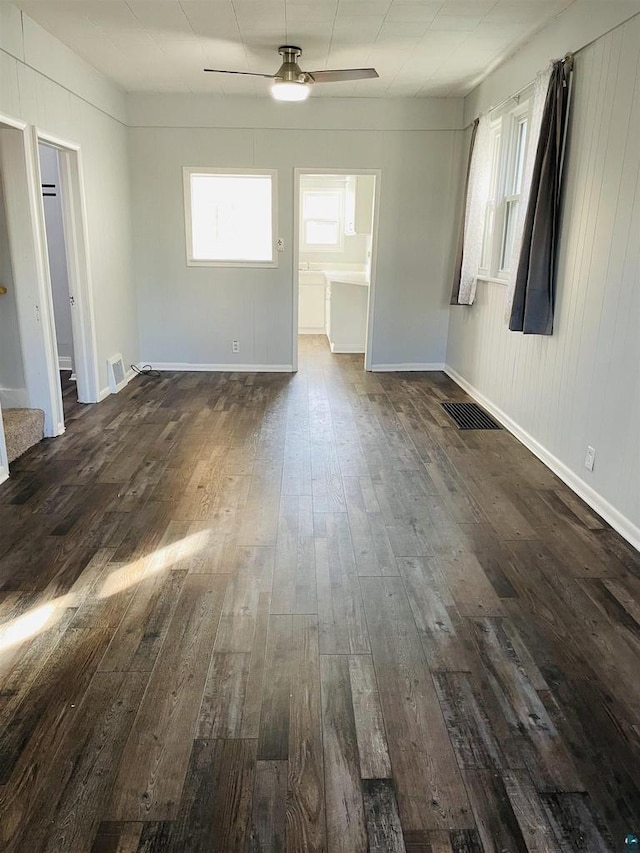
[107,354,127,394]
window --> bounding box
[184,169,277,267]
[301,188,345,252]
[479,102,531,279]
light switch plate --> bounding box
[584,445,595,471]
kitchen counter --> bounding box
[323,270,369,287]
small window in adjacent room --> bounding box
[479,101,531,280]
[301,188,345,252]
[184,169,276,266]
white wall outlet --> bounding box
[232,340,240,353]
[276,237,285,252]
[584,445,596,471]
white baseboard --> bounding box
[444,365,640,552]
[0,465,8,486]
[140,362,295,373]
[370,362,446,372]
[330,343,365,354]
[58,356,73,371]
[299,327,326,335]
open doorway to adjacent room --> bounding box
[38,143,77,415]
[293,169,380,371]
[35,132,99,429]
[0,122,98,471]
[0,112,48,476]
[0,123,27,478]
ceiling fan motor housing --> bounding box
[276,46,309,83]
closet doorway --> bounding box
[35,131,99,429]
[39,143,77,414]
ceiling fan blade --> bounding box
[204,69,275,79]
[306,68,378,83]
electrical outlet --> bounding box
[584,445,595,471]
[232,340,240,353]
[276,237,285,252]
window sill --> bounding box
[187,259,278,269]
[477,275,509,285]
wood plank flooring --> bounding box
[1,335,639,851]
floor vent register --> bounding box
[441,401,502,430]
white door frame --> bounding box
[34,130,100,421]
[0,397,8,484]
[0,112,61,438]
[292,168,382,372]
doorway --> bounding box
[0,137,25,480]
[39,143,77,415]
[0,111,50,477]
[34,131,99,429]
[293,169,380,371]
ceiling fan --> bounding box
[205,45,378,101]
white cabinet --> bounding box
[325,274,369,353]
[298,271,326,333]
[355,175,375,235]
[344,175,375,236]
[299,269,370,351]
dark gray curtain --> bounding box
[450,118,479,305]
[509,57,574,334]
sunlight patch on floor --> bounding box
[98,531,206,598]
[0,595,70,652]
[0,532,208,652]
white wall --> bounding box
[39,143,74,367]
[463,0,640,126]
[128,96,463,370]
[0,1,139,396]
[446,13,640,547]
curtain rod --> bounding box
[461,53,572,130]
[461,8,640,130]
[492,54,572,114]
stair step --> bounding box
[2,408,45,464]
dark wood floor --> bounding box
[60,369,77,418]
[1,335,639,852]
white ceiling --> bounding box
[14,0,577,97]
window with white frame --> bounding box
[479,102,531,280]
[300,188,345,252]
[184,169,276,266]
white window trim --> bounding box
[477,275,509,285]
[183,167,278,268]
[300,187,345,253]
[498,105,529,277]
[478,99,533,282]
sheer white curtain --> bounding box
[458,115,492,305]
[504,65,553,320]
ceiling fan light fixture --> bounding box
[205,44,377,99]
[271,80,310,101]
